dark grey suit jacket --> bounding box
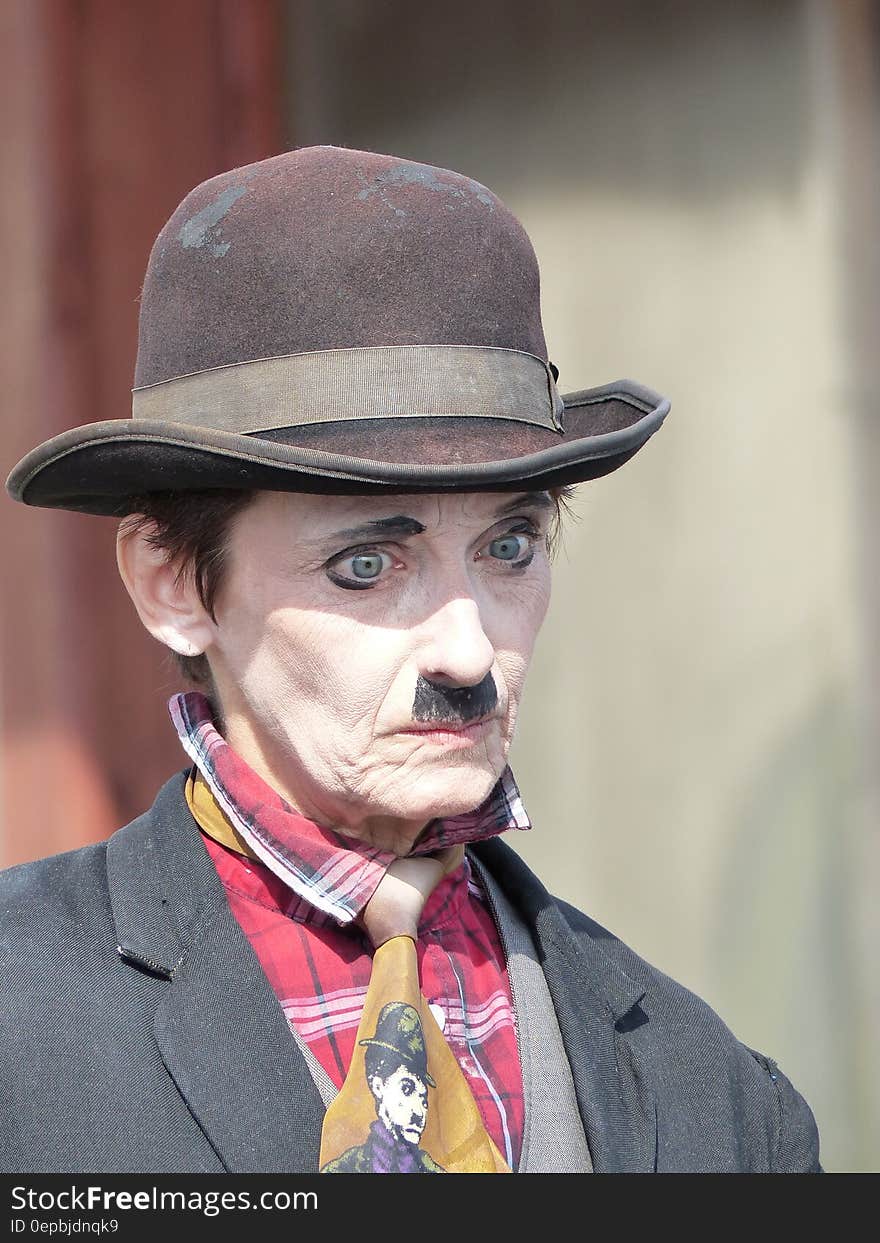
[0,772,820,1173]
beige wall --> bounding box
[288,0,877,1170]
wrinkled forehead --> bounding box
[242,488,554,539]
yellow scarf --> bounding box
[185,770,257,859]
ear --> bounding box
[116,522,215,658]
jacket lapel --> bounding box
[108,772,325,1173]
[471,839,658,1173]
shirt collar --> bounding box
[169,691,530,926]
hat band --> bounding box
[131,345,565,434]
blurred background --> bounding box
[1,0,877,1172]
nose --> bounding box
[416,595,495,690]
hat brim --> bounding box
[6,380,668,516]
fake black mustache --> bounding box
[411,674,498,726]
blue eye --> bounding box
[488,534,528,561]
[349,552,387,579]
[327,548,394,589]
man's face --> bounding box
[370,1065,429,1145]
[205,490,553,849]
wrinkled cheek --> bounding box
[245,630,385,755]
[493,579,550,680]
[497,648,532,712]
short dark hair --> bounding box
[118,485,575,692]
[118,489,257,690]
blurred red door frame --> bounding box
[0,0,283,866]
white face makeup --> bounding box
[202,490,553,854]
[371,1066,429,1145]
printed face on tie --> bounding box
[370,1065,429,1145]
[201,490,553,853]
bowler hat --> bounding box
[6,145,669,515]
[360,1002,436,1088]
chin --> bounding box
[393,764,500,821]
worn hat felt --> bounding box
[6,145,669,515]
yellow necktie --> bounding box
[319,934,510,1173]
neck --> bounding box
[220,709,432,857]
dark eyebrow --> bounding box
[492,491,555,518]
[325,495,552,547]
[328,515,427,544]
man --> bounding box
[2,145,820,1173]
[321,1002,444,1173]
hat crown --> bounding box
[135,145,548,387]
[361,1002,431,1080]
[7,144,669,515]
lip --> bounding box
[396,717,497,746]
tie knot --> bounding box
[360,848,465,948]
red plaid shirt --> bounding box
[171,692,528,1168]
